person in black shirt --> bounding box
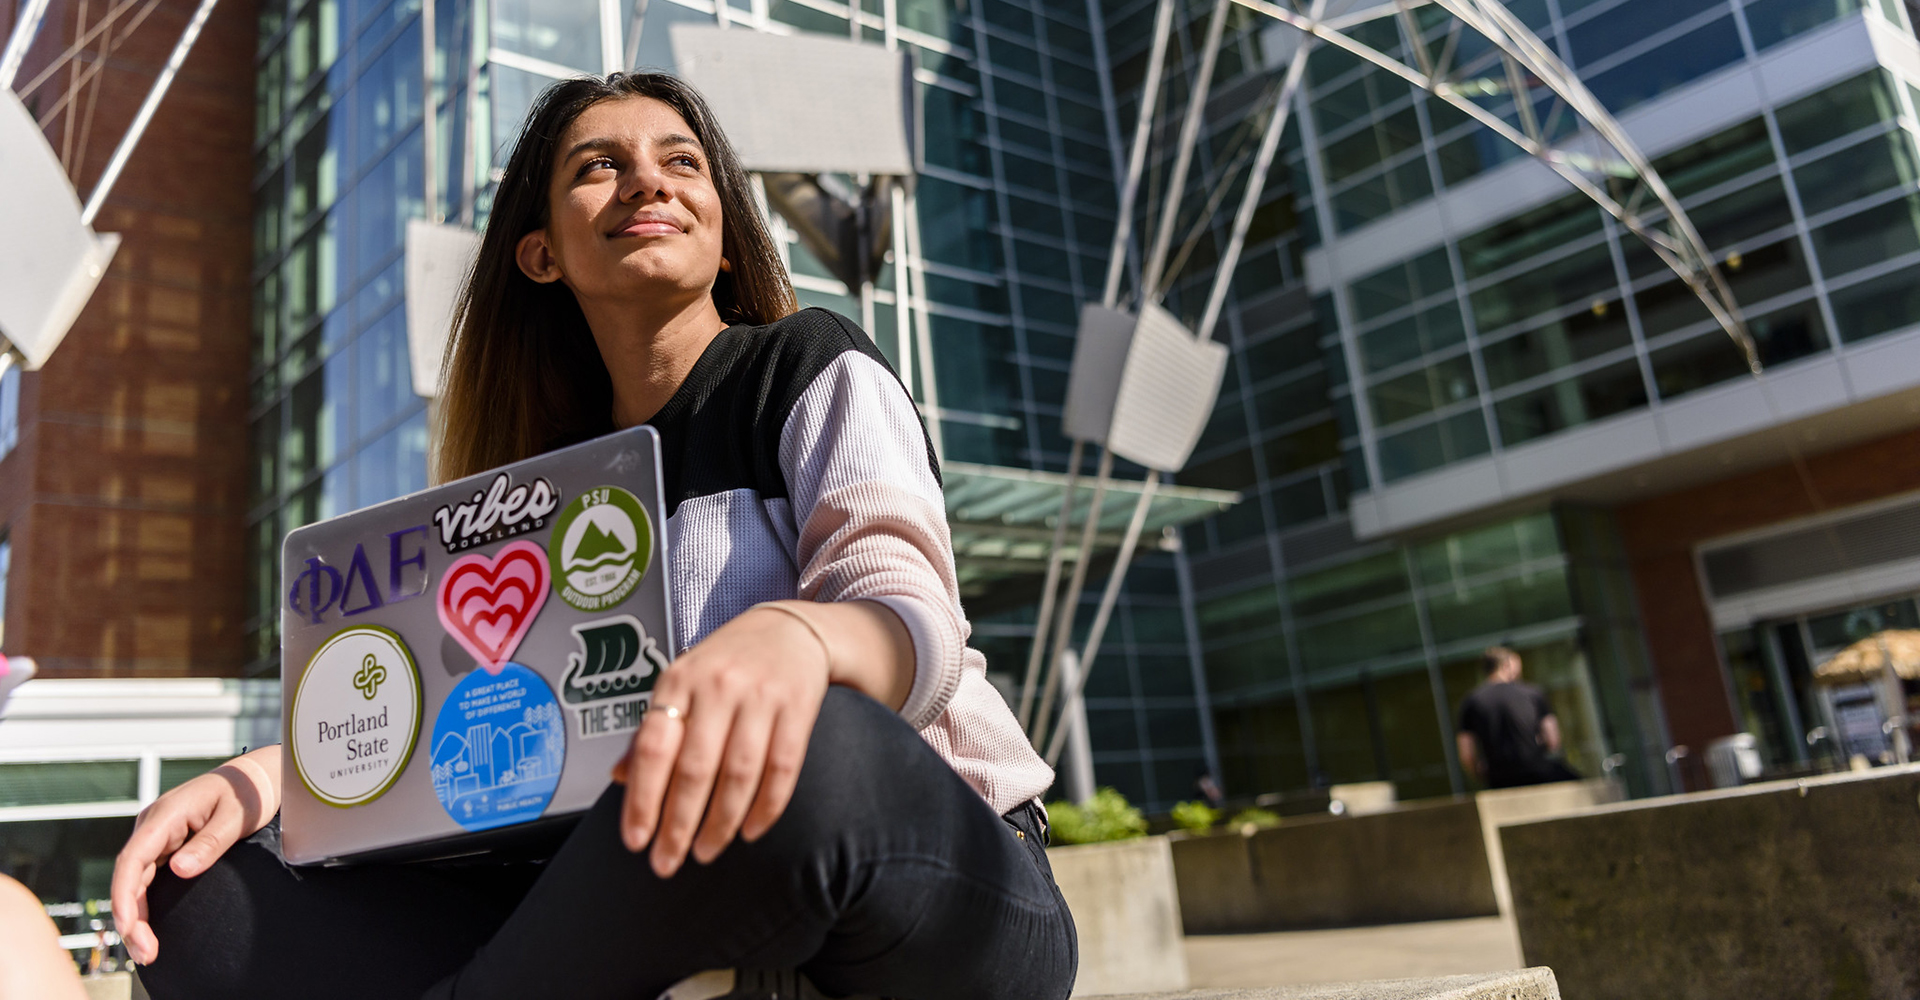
[1457,646,1581,789]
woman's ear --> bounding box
[516,230,565,284]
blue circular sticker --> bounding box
[428,662,566,832]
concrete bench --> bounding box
[1100,968,1561,999]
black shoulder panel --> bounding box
[647,309,936,518]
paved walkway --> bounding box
[1183,917,1524,990]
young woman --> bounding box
[108,73,1075,1000]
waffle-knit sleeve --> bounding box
[775,348,967,732]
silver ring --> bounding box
[657,703,685,721]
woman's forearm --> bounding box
[751,600,914,710]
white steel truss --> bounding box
[1238,0,1758,370]
[1025,0,1763,772]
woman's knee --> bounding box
[761,687,961,844]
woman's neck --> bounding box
[581,292,730,429]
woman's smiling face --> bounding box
[521,95,726,306]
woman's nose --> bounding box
[620,165,669,204]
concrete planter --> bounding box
[1047,836,1189,998]
[1502,765,1920,1000]
[1168,780,1621,935]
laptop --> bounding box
[278,426,675,865]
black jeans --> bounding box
[140,688,1077,1000]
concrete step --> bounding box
[1096,967,1560,1000]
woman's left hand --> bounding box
[612,605,832,877]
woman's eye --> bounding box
[577,157,616,177]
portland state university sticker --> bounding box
[548,485,652,612]
[289,626,422,808]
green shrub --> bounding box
[1045,787,1149,844]
[1170,800,1221,835]
[1226,806,1282,831]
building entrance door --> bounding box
[1719,595,1920,770]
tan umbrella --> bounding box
[1813,629,1920,686]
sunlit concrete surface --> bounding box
[1182,917,1524,990]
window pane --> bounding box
[1648,117,1775,201]
[0,761,140,807]
[1425,569,1575,645]
[1350,248,1454,322]
[1775,70,1897,156]
[1583,17,1743,115]
[1481,298,1632,389]
[1412,511,1563,585]
[158,757,232,793]
[1745,0,1867,50]
[1794,132,1918,216]
[1361,303,1468,372]
[1494,360,1648,446]
[493,0,602,72]
[1368,356,1480,427]
[1811,194,1920,277]
[1689,178,1795,249]
[1298,604,1424,674]
[1564,0,1722,66]
[1458,195,1603,281]
[1719,239,1813,305]
[1828,262,1920,342]
[1377,409,1492,480]
[1288,551,1410,617]
[1651,300,1827,398]
[1469,243,1617,332]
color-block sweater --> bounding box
[647,308,1053,816]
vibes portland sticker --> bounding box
[563,615,670,741]
[428,662,565,832]
[289,626,422,808]
[548,486,652,613]
[437,540,549,674]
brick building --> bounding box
[0,0,255,677]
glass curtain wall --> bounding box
[248,0,1221,810]
[1088,0,1912,801]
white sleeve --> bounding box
[776,351,969,731]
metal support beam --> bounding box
[1101,0,1175,308]
[1228,0,1755,371]
[1141,0,1231,298]
[79,0,219,227]
[0,0,54,90]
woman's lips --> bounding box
[611,218,683,237]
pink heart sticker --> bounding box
[437,540,550,674]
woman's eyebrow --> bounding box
[562,136,623,162]
[658,133,703,152]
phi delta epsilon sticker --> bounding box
[289,626,422,808]
[429,662,566,832]
[548,486,652,612]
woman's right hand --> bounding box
[111,745,282,965]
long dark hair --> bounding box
[434,72,797,483]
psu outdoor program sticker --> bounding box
[548,485,652,612]
[429,662,566,832]
[289,626,422,808]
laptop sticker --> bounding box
[548,485,653,612]
[437,540,550,674]
[562,614,669,741]
[431,471,559,553]
[428,662,566,832]
[288,625,422,808]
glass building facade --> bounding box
[1118,0,1920,798]
[248,0,1223,809]
[248,0,1920,809]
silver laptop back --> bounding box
[278,426,674,865]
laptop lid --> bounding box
[278,426,674,865]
